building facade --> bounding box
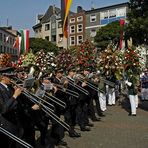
[85,2,129,42]
[33,5,66,49]
[68,7,86,47]
[33,3,129,48]
[0,27,19,61]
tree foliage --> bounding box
[94,21,121,51]
[29,38,59,54]
[126,0,148,45]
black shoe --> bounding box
[92,117,101,122]
[57,140,67,146]
[99,114,105,117]
[69,132,81,137]
[87,123,94,127]
[132,114,136,116]
[80,126,91,131]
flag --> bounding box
[13,36,22,56]
[19,29,30,54]
[119,19,125,49]
[5,36,9,42]
[61,0,72,38]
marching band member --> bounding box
[125,70,139,116]
[0,67,23,148]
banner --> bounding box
[61,0,72,38]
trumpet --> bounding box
[0,126,33,148]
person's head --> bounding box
[83,68,90,76]
[68,68,76,77]
[144,68,148,75]
[0,67,15,84]
[55,68,64,78]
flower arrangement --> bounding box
[35,49,56,72]
[0,53,12,67]
[97,44,123,80]
[55,48,75,71]
[77,40,97,70]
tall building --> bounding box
[68,6,86,47]
[33,5,66,49]
[0,26,19,61]
[33,2,129,48]
[85,2,129,42]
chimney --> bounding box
[77,6,83,13]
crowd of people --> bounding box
[0,65,148,148]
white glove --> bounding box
[125,81,132,86]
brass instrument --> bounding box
[0,126,33,148]
[100,77,115,87]
[10,80,70,131]
[75,74,99,92]
[52,83,79,98]
[66,76,89,96]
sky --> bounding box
[0,0,128,37]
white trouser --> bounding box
[98,92,106,111]
[141,88,148,100]
[129,95,137,115]
[135,95,138,108]
[108,88,115,105]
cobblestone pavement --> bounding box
[61,99,148,148]
[36,98,148,148]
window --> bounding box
[70,18,75,23]
[10,37,12,45]
[0,45,2,53]
[90,14,96,22]
[51,35,56,42]
[45,24,50,31]
[51,23,56,29]
[100,11,108,19]
[58,21,62,28]
[109,9,116,18]
[58,34,63,42]
[4,34,6,42]
[4,46,6,53]
[117,8,126,17]
[70,36,75,46]
[90,29,96,37]
[77,35,83,45]
[0,33,2,41]
[45,36,49,41]
[77,16,83,22]
[70,25,75,34]
[77,24,83,33]
[7,47,9,53]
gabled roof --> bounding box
[0,27,19,37]
[40,5,61,23]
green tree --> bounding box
[94,21,121,51]
[29,38,59,54]
[126,0,148,45]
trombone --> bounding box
[52,83,79,98]
[0,126,33,148]
[10,80,70,131]
[100,78,115,88]
[45,92,66,108]
[66,76,89,96]
[75,75,99,92]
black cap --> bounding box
[67,67,76,73]
[55,68,64,74]
[0,67,15,77]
